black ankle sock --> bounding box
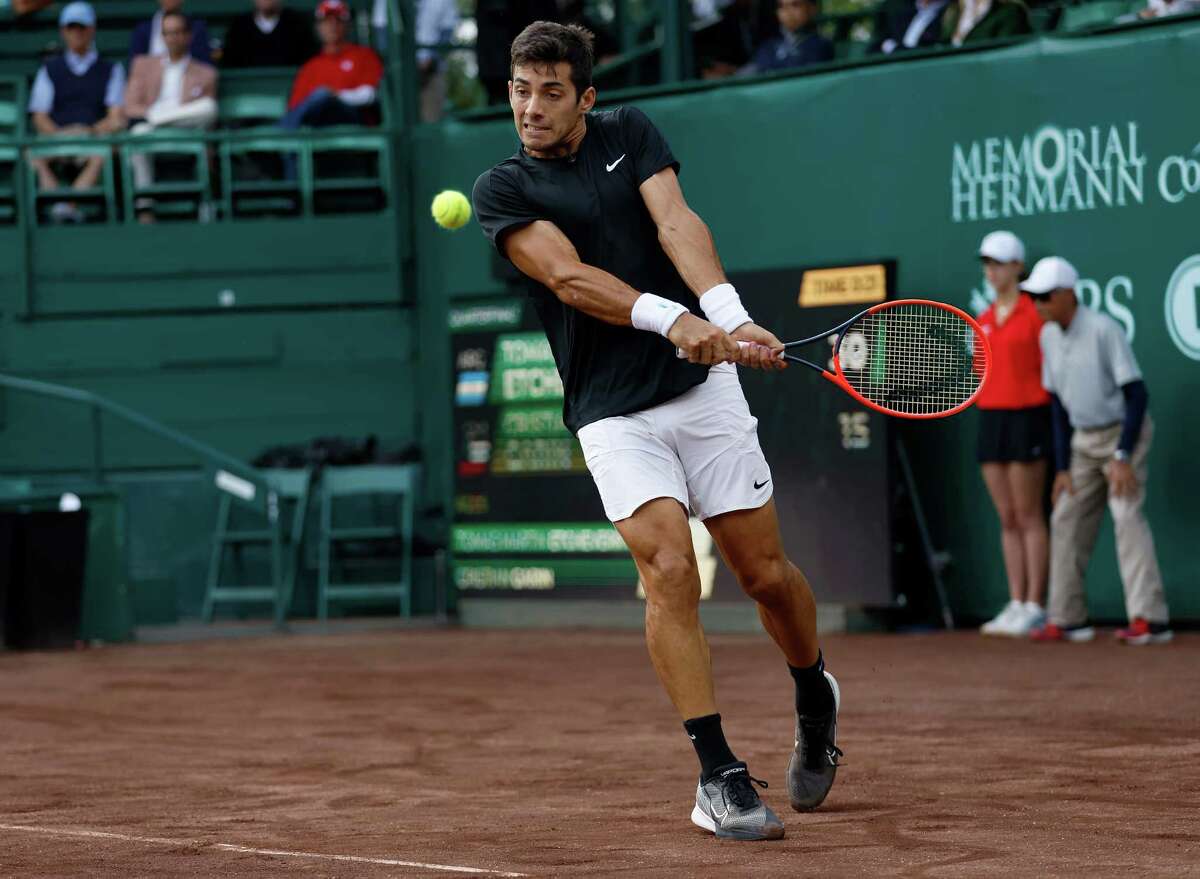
[683,713,738,781]
[789,651,834,716]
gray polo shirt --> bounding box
[1040,305,1142,428]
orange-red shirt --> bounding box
[288,44,383,109]
[976,292,1051,409]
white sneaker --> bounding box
[981,601,1022,636]
[1016,602,1046,635]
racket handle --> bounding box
[676,340,753,359]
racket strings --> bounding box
[838,304,988,416]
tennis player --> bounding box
[472,21,840,841]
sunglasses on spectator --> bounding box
[1028,291,1052,302]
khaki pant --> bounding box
[1048,415,1169,626]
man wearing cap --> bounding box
[280,0,384,129]
[974,231,1051,638]
[26,2,126,222]
[1024,256,1173,646]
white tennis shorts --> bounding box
[577,364,773,522]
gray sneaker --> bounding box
[690,761,785,840]
[787,671,842,811]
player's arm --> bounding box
[639,168,785,370]
[502,219,739,365]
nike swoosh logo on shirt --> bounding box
[754,479,770,490]
[606,154,626,172]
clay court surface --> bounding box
[1,628,1198,878]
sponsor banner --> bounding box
[454,557,639,591]
[449,300,523,333]
[453,523,626,554]
[489,332,564,404]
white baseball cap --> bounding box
[1021,256,1079,295]
[979,230,1025,263]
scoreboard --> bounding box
[450,261,895,607]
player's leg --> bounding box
[703,498,840,812]
[578,410,783,840]
[614,497,784,841]
[614,497,716,720]
[980,462,1028,634]
[704,499,817,666]
[1006,459,1048,624]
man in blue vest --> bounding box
[27,2,126,221]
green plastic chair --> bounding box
[1057,0,1137,30]
[25,140,118,223]
[310,131,392,213]
[219,131,311,218]
[317,465,418,619]
[120,132,212,221]
[203,468,313,626]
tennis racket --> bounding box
[677,299,990,419]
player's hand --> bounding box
[1051,471,1074,506]
[731,323,787,371]
[668,313,740,365]
[1105,459,1138,498]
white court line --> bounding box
[0,823,527,877]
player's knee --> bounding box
[739,557,791,606]
[641,552,700,610]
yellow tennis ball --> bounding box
[431,189,471,230]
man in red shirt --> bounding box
[279,0,383,129]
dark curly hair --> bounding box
[510,21,595,100]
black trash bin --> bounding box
[0,510,89,650]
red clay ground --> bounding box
[1,628,1198,878]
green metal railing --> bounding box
[0,372,272,513]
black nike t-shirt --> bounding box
[472,106,710,435]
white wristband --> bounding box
[699,283,752,333]
[631,292,689,338]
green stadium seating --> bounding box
[1057,0,1139,30]
[317,465,417,619]
[311,131,391,213]
[203,468,313,626]
[0,77,23,222]
[120,132,213,221]
[25,138,118,222]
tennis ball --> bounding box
[431,189,471,230]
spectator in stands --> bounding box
[27,2,126,223]
[1024,257,1173,646]
[695,0,774,78]
[413,0,460,122]
[873,0,950,54]
[222,0,320,68]
[130,0,212,63]
[124,10,218,222]
[973,232,1050,638]
[558,0,620,63]
[8,0,54,15]
[1138,0,1199,17]
[476,0,559,104]
[942,0,1030,45]
[281,0,383,129]
[742,0,832,74]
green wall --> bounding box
[411,22,1200,621]
[2,23,1196,622]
